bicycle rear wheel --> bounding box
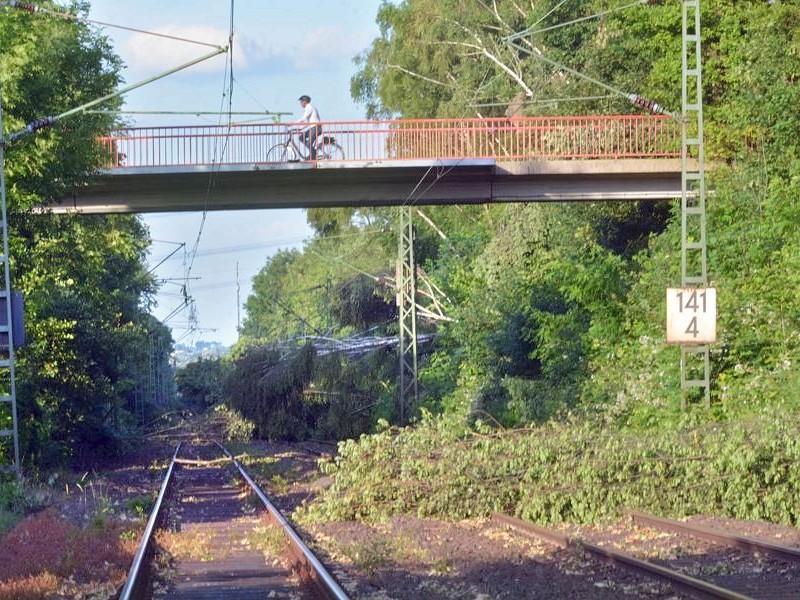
[266,143,298,162]
[317,141,345,161]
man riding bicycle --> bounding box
[296,95,321,160]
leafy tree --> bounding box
[350,0,800,428]
[226,344,318,440]
[229,2,800,439]
[239,249,304,343]
[2,2,167,467]
[175,357,231,410]
[11,212,166,465]
[1,1,123,207]
[330,274,395,330]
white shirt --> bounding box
[299,102,321,130]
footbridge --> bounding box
[56,115,683,214]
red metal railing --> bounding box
[98,115,680,168]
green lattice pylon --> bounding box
[0,88,21,476]
[396,206,418,424]
[680,0,710,408]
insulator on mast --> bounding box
[6,1,40,13]
[24,116,57,134]
[628,93,669,116]
[4,116,57,144]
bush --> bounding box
[302,409,800,526]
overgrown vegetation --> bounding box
[302,408,800,526]
[0,508,138,598]
[281,1,800,525]
[2,0,797,552]
[174,357,231,410]
[228,0,800,437]
[1,1,172,471]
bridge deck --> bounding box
[54,158,685,214]
[55,115,684,213]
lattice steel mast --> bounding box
[397,206,418,424]
[680,0,710,407]
[0,86,20,476]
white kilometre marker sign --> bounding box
[666,288,717,344]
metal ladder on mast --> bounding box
[397,206,418,424]
[680,0,711,408]
[0,90,20,475]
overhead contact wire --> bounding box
[181,0,237,341]
[502,1,676,118]
[507,0,648,41]
[2,1,222,48]
[506,40,677,119]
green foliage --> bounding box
[351,0,684,119]
[234,213,406,438]
[1,1,123,206]
[0,479,23,511]
[312,349,398,438]
[303,409,800,526]
[10,215,167,466]
[226,341,397,441]
[1,4,166,468]
[226,344,317,440]
[230,2,800,453]
[175,357,231,409]
[124,494,154,520]
[239,249,304,343]
[330,275,395,330]
[290,1,800,529]
[211,404,256,442]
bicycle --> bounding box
[266,127,345,162]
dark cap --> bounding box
[298,95,311,102]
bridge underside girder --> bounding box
[52,159,686,214]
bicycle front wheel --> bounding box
[317,141,344,161]
[266,143,298,163]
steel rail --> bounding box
[215,441,350,600]
[628,510,800,563]
[493,513,753,600]
[119,443,182,600]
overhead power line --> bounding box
[4,47,227,144]
[3,1,223,49]
[501,1,675,118]
[506,0,648,41]
[469,95,616,109]
[506,40,677,119]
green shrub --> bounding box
[301,409,800,527]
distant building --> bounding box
[171,341,229,369]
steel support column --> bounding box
[397,206,418,424]
[680,0,710,408]
[0,89,20,476]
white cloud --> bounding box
[121,24,342,80]
[123,25,245,76]
[291,25,374,70]
[189,23,375,77]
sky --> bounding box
[86,0,384,347]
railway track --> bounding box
[118,440,348,600]
[115,439,798,598]
[494,511,800,599]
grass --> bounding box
[246,523,287,558]
[0,508,139,599]
[337,538,392,579]
[336,530,436,579]
[236,453,301,494]
[156,529,217,562]
[0,507,21,538]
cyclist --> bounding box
[296,94,322,159]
